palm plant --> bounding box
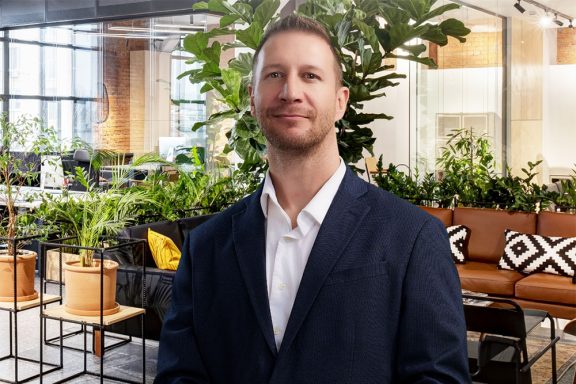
[37,169,150,267]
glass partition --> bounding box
[2,14,207,157]
[414,2,506,175]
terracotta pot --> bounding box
[64,259,119,316]
[0,249,38,302]
[45,250,80,282]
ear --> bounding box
[249,84,256,116]
[334,86,349,121]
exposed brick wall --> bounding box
[557,28,576,64]
[95,20,147,152]
[431,32,502,69]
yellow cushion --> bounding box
[147,229,182,270]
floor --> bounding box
[1,279,575,383]
[0,279,157,383]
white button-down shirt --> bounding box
[260,159,346,350]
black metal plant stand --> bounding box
[41,242,133,355]
[0,234,61,384]
[38,238,147,383]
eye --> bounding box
[303,72,319,80]
[267,72,282,79]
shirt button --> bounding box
[274,327,282,336]
[277,282,287,290]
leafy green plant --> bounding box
[377,126,557,212]
[436,127,497,206]
[181,0,470,174]
[37,172,150,267]
[0,114,58,254]
[125,152,260,222]
[548,169,576,212]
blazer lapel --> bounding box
[232,192,278,356]
[279,170,370,354]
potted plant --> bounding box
[37,168,150,315]
[0,114,56,302]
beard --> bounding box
[255,105,335,153]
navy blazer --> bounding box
[155,169,470,383]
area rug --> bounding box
[467,332,576,383]
[527,336,576,384]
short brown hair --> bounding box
[252,14,343,85]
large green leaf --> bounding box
[253,0,280,26]
[183,33,209,59]
[220,14,241,27]
[236,21,264,50]
[222,68,242,109]
[419,3,460,24]
[439,19,471,43]
[420,26,448,45]
[229,52,254,76]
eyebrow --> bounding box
[261,64,326,75]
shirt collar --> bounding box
[260,158,346,229]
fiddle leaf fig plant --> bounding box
[182,0,470,174]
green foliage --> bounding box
[0,114,58,253]
[37,186,151,267]
[436,127,497,206]
[375,128,562,213]
[182,0,470,175]
[547,169,576,211]
[125,153,261,222]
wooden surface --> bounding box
[0,294,61,311]
[43,305,145,326]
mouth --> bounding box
[273,114,309,119]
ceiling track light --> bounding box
[516,0,574,28]
[554,14,564,27]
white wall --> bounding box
[362,59,411,169]
[542,64,576,173]
[366,64,503,173]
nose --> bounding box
[278,74,302,103]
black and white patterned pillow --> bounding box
[447,225,470,264]
[498,229,576,277]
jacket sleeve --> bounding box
[395,218,471,384]
[154,235,211,384]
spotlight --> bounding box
[554,14,564,27]
[514,0,526,14]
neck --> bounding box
[267,141,340,228]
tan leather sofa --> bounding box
[421,206,576,319]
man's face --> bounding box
[250,31,349,153]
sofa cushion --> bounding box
[456,261,525,296]
[120,220,183,268]
[453,207,537,263]
[537,211,576,237]
[148,229,182,270]
[447,225,470,263]
[498,230,576,277]
[515,273,576,306]
[419,206,453,227]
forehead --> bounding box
[258,31,335,70]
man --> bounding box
[155,15,469,384]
